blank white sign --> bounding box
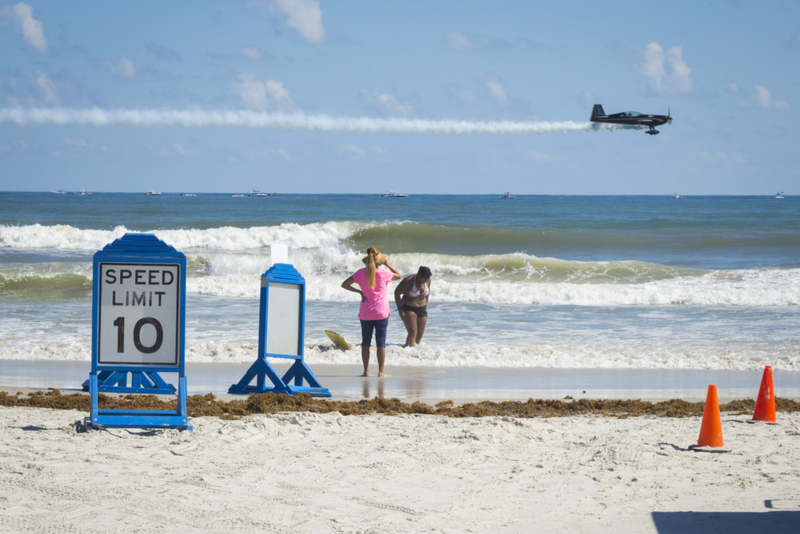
[266,282,301,357]
[271,243,288,265]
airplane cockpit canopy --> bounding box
[625,112,642,117]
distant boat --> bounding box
[775,191,785,199]
[250,189,267,197]
[231,193,245,197]
[74,190,91,196]
[271,192,282,196]
[181,193,196,197]
[671,193,681,199]
[382,190,408,198]
[146,190,161,196]
[50,189,67,194]
[499,192,517,199]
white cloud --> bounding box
[62,137,87,147]
[638,42,693,95]
[154,143,187,157]
[362,90,413,116]
[268,0,325,44]
[276,148,290,159]
[265,79,294,110]
[369,145,383,153]
[232,73,296,111]
[527,149,552,162]
[446,31,474,51]
[107,57,136,78]
[735,84,790,110]
[241,46,264,60]
[33,70,57,103]
[725,82,739,94]
[233,73,267,109]
[483,75,508,104]
[1,2,48,53]
[340,143,365,156]
[753,85,790,110]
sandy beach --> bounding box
[1,406,798,533]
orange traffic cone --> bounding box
[697,385,724,448]
[752,365,777,423]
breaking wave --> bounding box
[1,339,798,372]
[1,223,798,306]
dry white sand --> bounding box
[1,407,799,533]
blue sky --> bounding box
[0,0,797,194]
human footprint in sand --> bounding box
[341,247,401,377]
[395,266,431,348]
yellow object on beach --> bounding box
[325,330,352,351]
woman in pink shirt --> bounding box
[341,247,402,377]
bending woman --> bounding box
[341,247,401,377]
[394,266,432,348]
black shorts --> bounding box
[401,304,428,318]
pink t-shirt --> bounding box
[352,267,393,320]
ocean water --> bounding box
[0,192,798,371]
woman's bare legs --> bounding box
[361,346,386,376]
[401,311,419,347]
[361,345,370,377]
[415,315,428,345]
[377,347,386,376]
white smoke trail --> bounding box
[0,107,636,135]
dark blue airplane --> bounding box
[590,104,673,135]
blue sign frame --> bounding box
[88,233,191,430]
[229,263,330,397]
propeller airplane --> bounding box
[590,104,673,135]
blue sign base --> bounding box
[88,373,192,431]
[81,370,177,395]
[228,358,331,397]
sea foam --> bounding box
[2,223,799,307]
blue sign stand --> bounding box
[87,233,191,431]
[229,263,330,397]
[82,369,177,394]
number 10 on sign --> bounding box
[98,263,180,365]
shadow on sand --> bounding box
[652,510,800,534]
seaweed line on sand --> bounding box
[2,390,799,420]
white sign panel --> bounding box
[270,243,288,265]
[98,262,180,365]
[266,282,301,357]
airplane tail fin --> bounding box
[590,104,606,121]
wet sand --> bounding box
[2,360,799,402]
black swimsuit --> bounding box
[401,304,428,318]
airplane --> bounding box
[590,104,673,135]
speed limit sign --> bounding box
[89,233,189,430]
[98,263,180,365]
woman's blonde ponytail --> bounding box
[365,247,378,289]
